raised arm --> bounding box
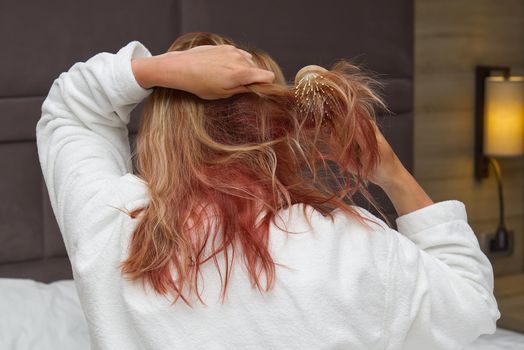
[379,199,501,349]
[36,40,275,258]
[36,41,154,256]
[363,126,500,348]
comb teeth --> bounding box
[294,72,335,121]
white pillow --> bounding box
[0,278,89,350]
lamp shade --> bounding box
[484,76,524,157]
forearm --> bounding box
[379,166,434,217]
[131,52,181,90]
[131,45,275,100]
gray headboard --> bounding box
[0,0,413,282]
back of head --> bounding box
[122,31,387,306]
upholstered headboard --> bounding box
[0,0,413,282]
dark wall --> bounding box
[0,0,413,282]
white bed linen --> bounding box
[0,278,89,350]
[0,278,522,349]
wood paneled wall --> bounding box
[414,0,524,276]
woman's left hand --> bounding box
[132,44,275,99]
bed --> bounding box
[0,0,519,348]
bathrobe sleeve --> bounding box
[36,41,153,259]
[372,200,501,349]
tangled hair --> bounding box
[120,32,389,307]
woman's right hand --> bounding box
[366,123,434,216]
[367,122,406,189]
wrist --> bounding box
[153,51,185,90]
[376,158,409,192]
[131,53,180,90]
[383,168,410,192]
[380,167,434,217]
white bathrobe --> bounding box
[36,41,500,350]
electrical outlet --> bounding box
[479,230,514,258]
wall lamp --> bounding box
[475,66,524,257]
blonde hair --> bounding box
[120,32,388,306]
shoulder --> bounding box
[272,204,391,324]
[273,203,391,238]
[272,203,392,270]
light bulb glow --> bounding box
[484,76,524,157]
